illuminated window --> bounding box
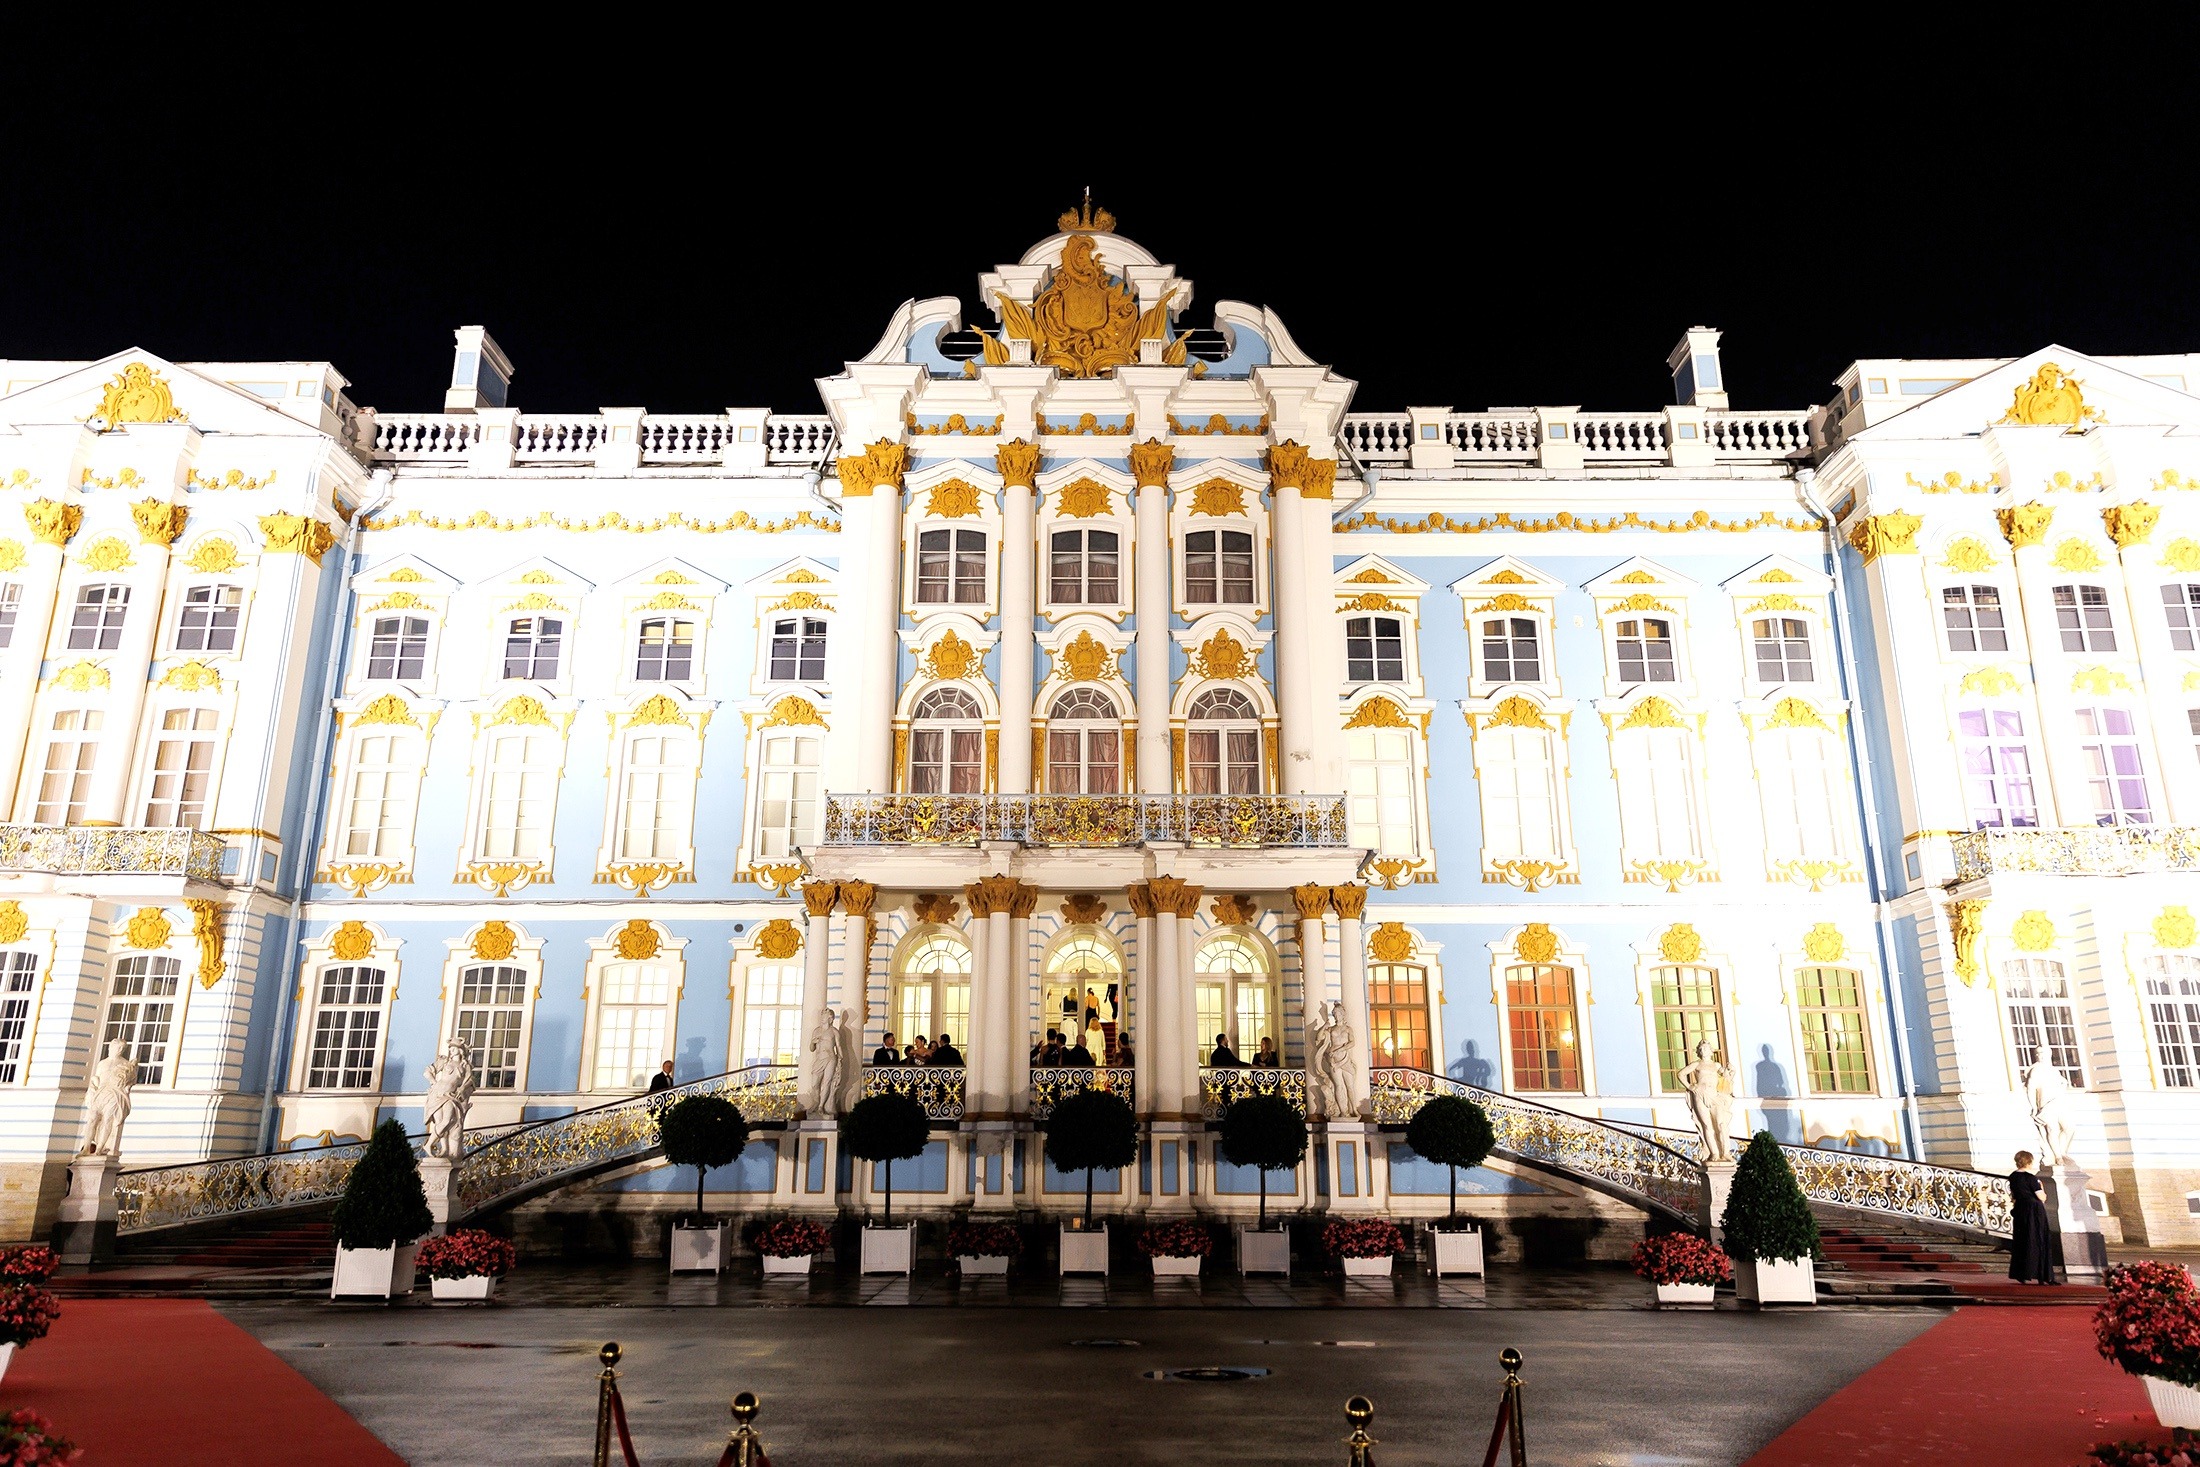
[894,932,971,1053]
[1796,966,1874,1094]
[1649,965,1724,1092]
[306,965,386,1090]
[617,734,696,860]
[1755,726,1847,862]
[1047,688,1120,794]
[1503,963,1580,1092]
[1195,932,1276,1060]
[1368,963,1431,1071]
[1614,728,1702,864]
[1043,932,1122,1059]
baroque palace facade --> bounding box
[1,207,2196,1247]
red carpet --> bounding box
[4,1298,403,1465]
[1747,1305,2165,1465]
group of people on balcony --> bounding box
[870,1032,965,1068]
[1030,1028,1133,1069]
[1207,1035,1282,1068]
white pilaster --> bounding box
[796,882,835,1111]
[1269,478,1312,794]
[0,535,68,809]
[80,537,174,825]
[997,479,1036,793]
[1131,444,1174,793]
[1333,886,1371,1116]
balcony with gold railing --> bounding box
[1030,1066,1134,1120]
[861,1064,966,1119]
[0,824,228,883]
[1948,825,2200,881]
[821,793,1349,850]
[1199,1065,1309,1120]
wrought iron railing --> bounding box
[1030,1066,1134,1120]
[860,1064,966,1119]
[1367,1068,1706,1225]
[0,824,226,882]
[1200,1066,1309,1120]
[822,793,1349,849]
[1949,825,2200,881]
[118,1139,369,1233]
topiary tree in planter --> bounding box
[1219,1093,1307,1229]
[841,1092,930,1226]
[1405,1094,1496,1225]
[331,1118,433,1251]
[1720,1130,1822,1263]
[1043,1088,1138,1229]
[657,1093,750,1226]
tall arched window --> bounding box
[503,617,563,680]
[33,710,101,825]
[635,618,695,681]
[910,688,984,794]
[1194,932,1276,1060]
[1957,709,2038,829]
[1648,965,1724,1091]
[1186,688,1260,795]
[1613,617,1676,683]
[367,616,429,680]
[306,965,387,1089]
[739,963,803,1069]
[895,931,971,1052]
[616,733,696,860]
[1614,728,1701,864]
[0,950,38,1084]
[591,959,677,1090]
[1043,930,1123,1060]
[101,954,183,1086]
[1368,963,1431,1071]
[1503,962,1581,1092]
[455,964,528,1090]
[1046,688,1120,794]
[67,584,128,651]
[1796,966,1874,1094]
[478,729,558,860]
[2076,707,2152,826]
[144,708,219,829]
[175,584,243,653]
[1478,724,1563,860]
[2142,954,2200,1089]
[1050,529,1119,604]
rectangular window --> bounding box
[0,951,39,1084]
[2143,955,2200,1089]
[503,617,562,680]
[34,710,101,825]
[767,618,826,681]
[1479,726,1563,860]
[1956,709,2038,829]
[1345,616,1406,683]
[1504,963,1581,1091]
[909,727,984,794]
[1941,585,2009,653]
[0,585,20,649]
[1615,728,1701,863]
[618,735,696,859]
[1752,617,1814,682]
[143,708,219,828]
[101,955,182,1086]
[175,584,243,653]
[1345,727,1417,856]
[1756,728,1846,860]
[592,962,674,1089]
[1049,529,1119,604]
[1186,727,1261,795]
[366,617,429,680]
[1367,963,1430,1071]
[67,585,128,651]
[305,965,386,1089]
[1796,966,1875,1094]
[755,732,821,858]
[740,964,804,1069]
[916,529,987,604]
[1613,618,1677,683]
[1650,965,1725,1092]
[455,964,528,1090]
[2165,583,2200,653]
[1184,530,1254,604]
[1480,617,1541,683]
[635,618,696,681]
[2054,584,2116,653]
[479,730,556,860]
[343,733,419,858]
[2075,707,2152,826]
[2003,958,2083,1087]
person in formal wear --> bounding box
[647,1060,676,1093]
[872,1032,901,1066]
[1210,1034,1243,1067]
[2007,1150,2057,1284]
[1252,1037,1279,1068]
[929,1033,965,1067]
[1112,1033,1135,1069]
[1083,987,1102,1028]
[1065,1034,1095,1067]
[906,1036,929,1065]
[1038,1031,1067,1066]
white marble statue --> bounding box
[1677,1040,1735,1163]
[423,1038,477,1160]
[1316,1001,1360,1119]
[2024,1058,2080,1168]
[811,1009,848,1118]
[1303,1005,1337,1117]
[81,1048,136,1157]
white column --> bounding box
[1290,884,1330,1074]
[1302,468,1346,795]
[1128,886,1157,1113]
[1005,883,1034,1112]
[824,487,873,796]
[1130,444,1174,793]
[836,880,876,1043]
[1333,885,1370,1114]
[835,447,906,794]
[1269,474,1311,795]
[1152,900,1182,1116]
[81,532,176,825]
[962,890,991,1110]
[796,882,836,1110]
[998,461,1037,793]
[0,522,71,809]
[984,894,1012,1117]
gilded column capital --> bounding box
[911,892,961,925]
[835,439,908,498]
[801,880,840,918]
[836,880,877,918]
[1124,884,1156,919]
[1995,503,2054,549]
[131,499,189,547]
[1007,881,1038,919]
[1060,894,1107,923]
[1327,885,1368,922]
[1846,510,1922,562]
[1209,894,1259,925]
[1147,875,1203,917]
[995,439,1040,489]
[966,873,1022,917]
[1289,883,1332,920]
[1127,439,1174,488]
[2103,502,2160,549]
[24,499,82,547]
[1266,440,1337,499]
[258,512,337,563]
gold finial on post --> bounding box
[591,1343,622,1467]
[1500,1348,1526,1467]
[726,1390,767,1466]
[1344,1395,1377,1466]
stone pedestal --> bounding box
[1703,1161,1737,1245]
[2043,1161,2109,1283]
[419,1157,457,1233]
[55,1154,119,1265]
[1320,1121,1381,1212]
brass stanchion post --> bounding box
[1343,1395,1377,1466]
[592,1342,622,1467]
[725,1390,766,1466]
[1501,1347,1525,1467]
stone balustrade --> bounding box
[1338,408,1812,468]
[370,412,836,468]
[821,793,1349,850]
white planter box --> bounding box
[1733,1256,1816,1305]
[861,1224,913,1275]
[1238,1227,1290,1276]
[1059,1225,1109,1276]
[670,1222,730,1274]
[1655,1282,1717,1307]
[1150,1254,1203,1277]
[1427,1227,1484,1277]
[760,1253,813,1277]
[430,1275,496,1301]
[332,1242,418,1298]
[959,1254,1010,1276]
[2145,1374,2200,1429]
[0,1342,14,1383]
[1342,1255,1394,1278]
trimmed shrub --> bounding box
[330,1119,432,1251]
[1218,1094,1308,1228]
[1043,1088,1138,1228]
[657,1093,750,1225]
[841,1093,931,1226]
[1719,1130,1822,1263]
[1404,1094,1496,1221]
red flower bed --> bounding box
[2093,1261,2200,1387]
[0,1248,57,1283]
[0,1286,61,1349]
[1631,1233,1734,1287]
[753,1219,831,1258]
[947,1221,1021,1258]
[2080,1439,2196,1466]
[0,1408,79,1464]
[1322,1218,1404,1259]
[414,1229,517,1280]
[1136,1221,1214,1258]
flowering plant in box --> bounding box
[1631,1233,1734,1288]
[1322,1219,1405,1260]
[0,1248,57,1283]
[414,1229,517,1281]
[1136,1221,1214,1259]
[2093,1261,2200,1388]
[0,1408,79,1464]
[947,1221,1022,1259]
[2080,1439,2196,1467]
[0,1286,60,1349]
[752,1219,831,1259]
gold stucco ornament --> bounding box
[2011,910,2056,952]
[330,920,375,961]
[1999,362,2102,426]
[615,919,661,961]
[0,902,27,944]
[1369,921,1416,963]
[1659,923,1703,964]
[753,919,802,960]
[89,363,188,427]
[1803,923,1846,963]
[1513,922,1558,964]
[984,214,1172,379]
[472,921,518,961]
[2153,906,2195,950]
[125,907,173,950]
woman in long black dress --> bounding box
[2008,1150,2057,1284]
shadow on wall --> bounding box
[1754,1046,1801,1143]
[679,1036,708,1082]
[1449,1041,1494,1089]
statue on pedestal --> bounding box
[423,1039,477,1160]
[1315,1001,1361,1119]
[811,1009,848,1119]
[1677,1041,1734,1163]
[1303,1006,1337,1118]
[2023,1058,2079,1168]
[81,1048,136,1157]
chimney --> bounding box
[1666,327,1727,411]
[444,326,514,414]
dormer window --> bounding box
[636,618,695,681]
[366,617,428,680]
[768,617,826,681]
[503,617,563,680]
[1346,616,1405,682]
[1614,618,1677,683]
[1479,617,1541,683]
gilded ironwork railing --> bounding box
[118,1139,369,1233]
[820,793,1349,849]
[453,1066,797,1216]
[1368,1068,1706,1225]
[1949,825,2200,881]
[860,1064,965,1119]
[1030,1066,1134,1120]
[1200,1066,1309,1120]
[0,824,226,882]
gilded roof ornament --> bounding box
[980,206,1172,378]
[88,363,188,428]
[1999,362,2103,426]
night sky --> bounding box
[6,50,2199,424]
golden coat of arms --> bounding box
[1999,362,2103,427]
[88,362,188,428]
[976,201,1181,378]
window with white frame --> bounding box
[454,964,528,1090]
[894,932,971,1052]
[909,687,984,794]
[753,730,822,857]
[341,731,422,858]
[738,963,803,1069]
[1345,616,1405,683]
[1751,617,1815,682]
[0,584,18,649]
[915,528,987,604]
[1194,932,1277,1060]
[1186,688,1261,794]
[767,617,825,681]
[2143,953,2200,1089]
[1503,962,1581,1091]
[1368,963,1432,1071]
[2053,584,2116,653]
[33,710,101,824]
[1479,616,1541,683]
[1046,687,1120,794]
[1613,617,1677,683]
[366,616,429,680]
[616,733,696,860]
[477,728,558,861]
[1184,530,1254,605]
[1957,709,2038,829]
[143,708,218,828]
[2075,707,2152,826]
[0,951,37,1084]
[1649,965,1724,1092]
[175,585,242,653]
[1049,529,1119,605]
[1795,966,1875,1094]
[636,618,696,681]
[502,616,562,680]
[1755,726,1847,861]
[590,960,677,1090]
[67,584,128,651]
[1345,725,1418,856]
[101,954,182,1086]
[1478,724,1564,860]
[1042,931,1121,1055]
[1941,585,2009,653]
[2164,583,2200,652]
[305,965,387,1089]
[1614,728,1702,864]
[2002,957,2083,1087]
